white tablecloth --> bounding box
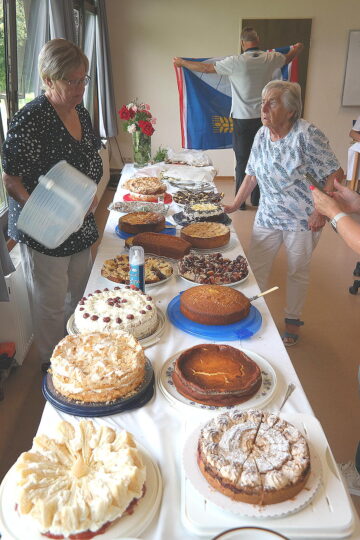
[36,164,359,539]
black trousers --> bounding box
[233,117,262,205]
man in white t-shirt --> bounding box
[174,27,304,208]
[348,116,360,181]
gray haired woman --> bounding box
[224,80,343,346]
[2,39,102,371]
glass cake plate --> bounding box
[178,271,248,288]
[166,295,262,341]
[66,307,166,349]
[158,348,277,413]
[42,358,155,417]
[0,443,162,540]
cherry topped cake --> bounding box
[73,286,158,339]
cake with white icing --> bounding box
[74,286,158,340]
[198,408,311,505]
[183,202,224,222]
[15,420,146,538]
[50,332,146,403]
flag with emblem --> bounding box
[174,46,298,150]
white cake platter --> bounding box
[0,443,162,540]
[66,307,166,349]
[182,421,321,520]
[158,348,277,413]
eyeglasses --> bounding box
[62,75,91,87]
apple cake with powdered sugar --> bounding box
[197,408,311,505]
[74,286,158,339]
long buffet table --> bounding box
[7,163,360,539]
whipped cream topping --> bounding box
[74,286,158,339]
[15,421,146,536]
[50,332,146,402]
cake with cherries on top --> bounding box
[172,344,262,406]
[73,286,158,339]
[180,284,250,325]
[197,408,311,505]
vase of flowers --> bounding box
[118,101,156,167]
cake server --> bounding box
[278,382,296,411]
[248,286,279,303]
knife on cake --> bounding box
[249,286,279,303]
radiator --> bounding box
[0,244,33,365]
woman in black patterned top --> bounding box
[2,39,103,370]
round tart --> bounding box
[50,331,146,403]
[124,177,167,195]
[119,211,165,234]
[197,408,311,505]
[101,254,173,284]
[178,252,248,284]
[180,222,230,248]
[15,420,146,537]
[172,344,262,406]
[180,284,250,325]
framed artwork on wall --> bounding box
[342,30,360,106]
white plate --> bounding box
[178,271,248,288]
[182,421,321,520]
[212,527,290,539]
[66,307,166,349]
[0,444,162,540]
[158,348,277,413]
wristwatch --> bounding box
[330,212,348,231]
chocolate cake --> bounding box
[180,285,250,325]
[172,344,262,406]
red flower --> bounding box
[118,105,133,120]
[138,120,155,136]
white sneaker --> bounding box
[338,461,360,496]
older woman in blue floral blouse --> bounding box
[225,81,343,346]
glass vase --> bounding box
[132,130,151,168]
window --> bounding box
[0,0,103,235]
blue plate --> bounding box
[167,294,262,340]
[115,222,176,239]
[42,359,154,416]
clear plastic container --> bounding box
[17,160,97,249]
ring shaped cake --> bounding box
[180,285,250,325]
[197,408,311,505]
[50,332,146,403]
[74,286,158,339]
[14,420,146,538]
[172,344,262,406]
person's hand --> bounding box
[223,203,238,214]
[307,208,327,231]
[295,42,304,52]
[173,57,184,67]
[310,185,340,220]
[330,179,360,214]
[86,194,98,216]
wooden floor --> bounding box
[1,178,360,516]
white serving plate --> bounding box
[0,444,162,540]
[178,270,248,288]
[158,348,277,413]
[180,413,355,538]
[66,307,166,349]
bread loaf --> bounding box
[128,232,192,259]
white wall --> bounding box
[106,0,360,177]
